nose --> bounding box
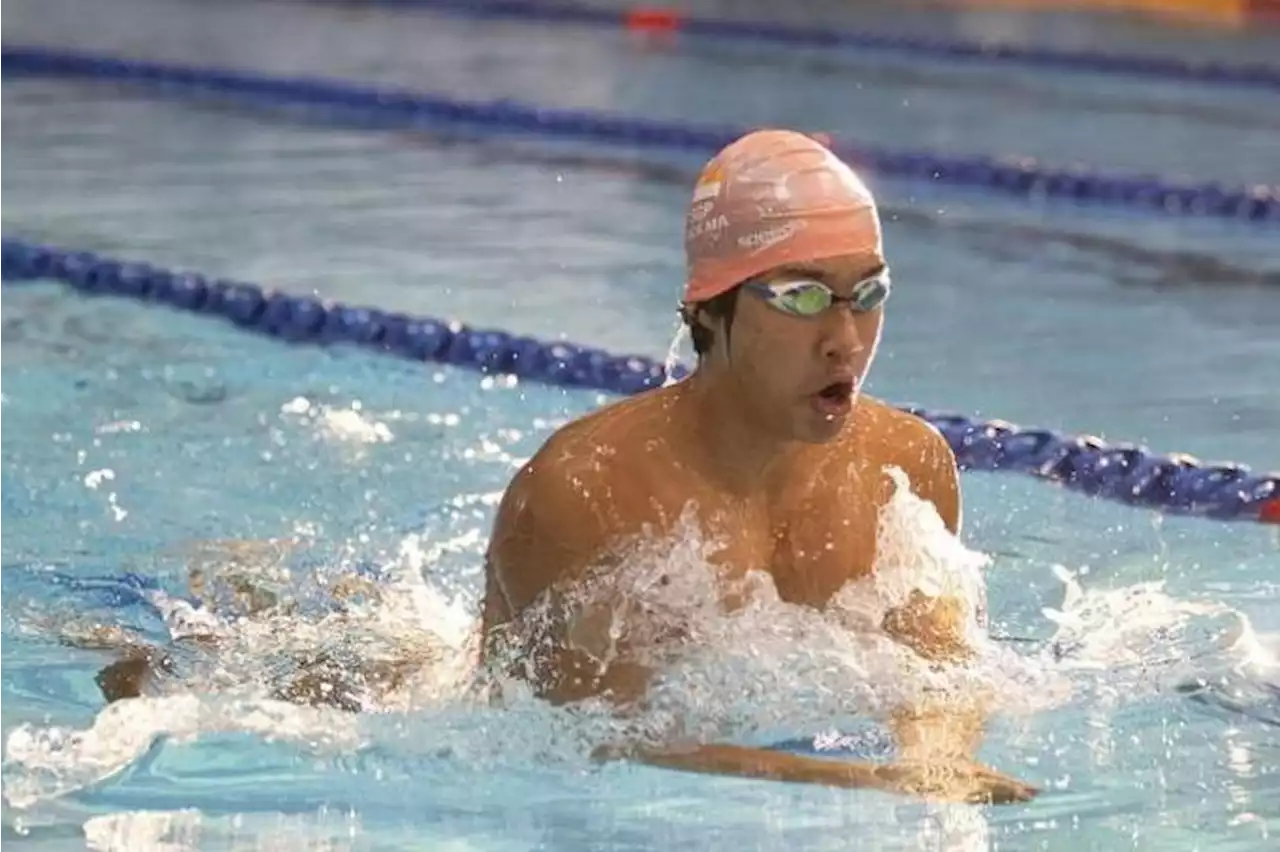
[818,307,866,363]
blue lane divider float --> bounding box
[2,46,1277,224]
[5,237,1278,525]
[370,0,1280,92]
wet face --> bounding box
[702,252,888,443]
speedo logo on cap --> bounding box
[737,220,806,253]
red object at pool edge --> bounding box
[1260,496,1280,525]
[625,7,682,32]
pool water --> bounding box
[3,0,1279,849]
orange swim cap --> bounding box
[683,129,882,305]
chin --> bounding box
[794,413,849,444]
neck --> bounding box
[679,364,804,496]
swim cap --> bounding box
[683,129,882,305]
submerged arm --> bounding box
[868,421,1038,800]
[613,741,1033,803]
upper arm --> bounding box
[481,448,657,704]
[898,416,962,536]
[483,457,610,630]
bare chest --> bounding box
[670,476,882,610]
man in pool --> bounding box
[81,129,1036,804]
[479,128,1038,804]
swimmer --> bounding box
[481,129,1039,804]
[77,129,1036,804]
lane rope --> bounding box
[5,237,1277,524]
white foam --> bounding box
[280,396,395,445]
[1042,565,1277,706]
[77,807,388,852]
[3,695,360,810]
[4,466,1269,812]
[492,467,1065,747]
[83,809,203,852]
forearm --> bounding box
[881,590,989,761]
[621,743,887,790]
[603,733,1036,804]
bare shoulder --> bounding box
[494,404,624,536]
[853,398,954,462]
[486,388,676,590]
[483,416,614,634]
[515,387,674,489]
[847,397,962,532]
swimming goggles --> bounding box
[744,270,891,317]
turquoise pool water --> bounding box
[3,0,1279,849]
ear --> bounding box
[680,303,717,333]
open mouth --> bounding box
[817,380,855,402]
[811,380,855,418]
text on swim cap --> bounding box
[687,213,729,241]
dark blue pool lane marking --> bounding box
[1,46,1277,223]
[340,0,1280,92]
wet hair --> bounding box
[683,286,741,358]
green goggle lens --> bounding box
[755,274,890,317]
[782,284,834,315]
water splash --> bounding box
[279,395,395,447]
[3,466,1273,815]
[3,695,362,810]
[484,467,1065,750]
[82,809,203,852]
[1042,564,1279,724]
[661,318,690,388]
